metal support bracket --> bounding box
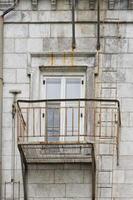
[18,145,28,200]
[89,0,96,10]
[108,0,116,9]
[51,0,57,10]
[31,0,38,10]
[91,145,96,200]
[128,0,133,9]
[72,0,76,49]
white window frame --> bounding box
[40,72,86,142]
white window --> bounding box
[41,74,85,142]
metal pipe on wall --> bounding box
[72,0,76,49]
[97,0,100,50]
[0,15,4,200]
[0,1,18,198]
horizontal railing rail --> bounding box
[16,98,121,146]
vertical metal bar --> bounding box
[72,0,76,49]
[92,146,96,200]
[105,108,107,137]
[13,181,14,200]
[97,0,100,50]
[27,108,29,141]
[45,105,48,142]
[40,108,41,137]
[65,107,67,137]
[4,182,6,200]
[18,181,20,200]
[33,108,35,137]
[78,101,80,142]
[53,108,54,138]
[72,107,74,136]
[99,107,101,137]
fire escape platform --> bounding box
[18,142,93,164]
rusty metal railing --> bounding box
[16,99,121,146]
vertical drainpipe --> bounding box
[72,0,76,49]
[0,15,3,200]
[97,0,100,51]
[0,3,18,199]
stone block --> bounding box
[15,39,28,53]
[121,127,133,141]
[105,38,128,53]
[125,170,133,183]
[4,53,27,69]
[2,127,12,141]
[63,163,82,170]
[2,140,12,156]
[38,0,51,10]
[4,39,15,53]
[76,38,96,52]
[120,112,130,127]
[125,25,133,37]
[98,172,112,184]
[102,24,118,37]
[83,169,92,183]
[117,84,133,98]
[100,187,112,198]
[28,170,54,183]
[16,69,29,83]
[113,170,125,183]
[21,11,32,22]
[77,11,96,21]
[128,39,133,52]
[4,24,28,38]
[99,144,113,155]
[120,54,133,68]
[2,156,11,170]
[51,24,72,37]
[3,69,17,83]
[120,142,133,156]
[113,184,133,198]
[76,24,96,37]
[1,169,11,183]
[2,113,12,128]
[66,184,92,197]
[29,24,50,37]
[38,11,51,22]
[4,11,22,22]
[28,38,43,52]
[28,184,65,198]
[3,98,13,113]
[16,0,32,10]
[55,170,84,183]
[101,156,113,170]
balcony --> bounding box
[16,99,121,164]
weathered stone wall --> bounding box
[1,0,133,199]
[27,163,92,200]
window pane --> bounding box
[46,78,61,99]
[47,106,60,141]
[66,78,81,99]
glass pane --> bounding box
[46,78,61,141]
[66,78,81,137]
[46,78,61,99]
[47,106,60,142]
[66,78,81,99]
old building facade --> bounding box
[0,0,133,199]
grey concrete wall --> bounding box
[1,0,133,199]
